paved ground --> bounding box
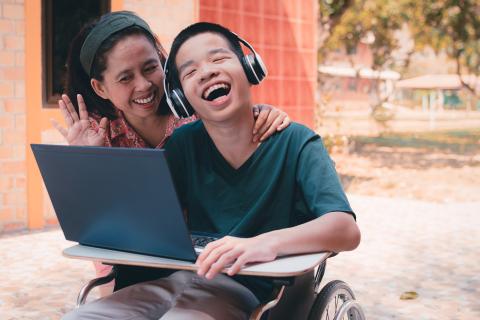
[1,194,479,319]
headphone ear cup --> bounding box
[171,88,195,118]
[252,53,267,81]
[242,54,266,85]
[241,55,258,84]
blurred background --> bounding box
[0,0,478,319]
[317,0,479,204]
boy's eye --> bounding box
[183,69,196,79]
[213,57,228,63]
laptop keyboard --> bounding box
[191,235,218,248]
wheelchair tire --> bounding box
[307,280,357,320]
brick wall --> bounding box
[0,0,26,232]
[122,0,197,50]
[200,0,318,127]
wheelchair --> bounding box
[76,253,366,320]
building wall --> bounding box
[199,0,318,127]
[0,0,318,232]
[122,0,198,50]
[0,0,26,232]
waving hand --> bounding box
[51,94,107,146]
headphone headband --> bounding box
[230,32,268,80]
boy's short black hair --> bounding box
[166,22,244,87]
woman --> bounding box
[52,11,290,296]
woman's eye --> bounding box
[145,65,158,73]
[119,76,131,83]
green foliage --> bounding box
[318,0,480,86]
[408,0,480,80]
[350,129,480,154]
[319,0,407,70]
[319,0,352,19]
[322,133,350,154]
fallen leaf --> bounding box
[400,291,418,300]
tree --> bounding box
[319,0,410,71]
[318,0,480,97]
[318,0,412,122]
[407,0,480,97]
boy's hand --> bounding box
[252,104,290,142]
[195,235,278,280]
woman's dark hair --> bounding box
[64,13,170,119]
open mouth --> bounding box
[133,91,155,105]
[202,83,231,101]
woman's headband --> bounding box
[80,12,154,76]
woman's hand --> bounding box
[195,235,278,280]
[252,104,290,142]
[51,94,107,146]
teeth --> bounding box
[133,93,154,104]
[203,83,229,99]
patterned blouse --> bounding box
[89,111,196,148]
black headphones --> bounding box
[163,32,268,118]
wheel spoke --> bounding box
[310,280,363,320]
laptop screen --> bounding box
[31,144,198,261]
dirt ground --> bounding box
[332,145,480,203]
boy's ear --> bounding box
[90,79,109,99]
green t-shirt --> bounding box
[165,120,354,301]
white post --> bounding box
[429,91,436,130]
[437,89,444,111]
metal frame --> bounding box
[76,269,116,308]
[75,261,366,319]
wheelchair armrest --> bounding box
[249,284,286,320]
[76,269,116,307]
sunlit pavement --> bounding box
[1,194,479,319]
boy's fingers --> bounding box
[205,248,242,279]
[197,245,232,277]
[97,117,108,135]
[227,255,248,276]
[196,239,224,265]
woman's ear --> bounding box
[90,79,109,99]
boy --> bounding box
[64,22,360,320]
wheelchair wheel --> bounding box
[308,280,361,320]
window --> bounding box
[348,78,358,92]
[43,0,110,107]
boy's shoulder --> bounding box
[284,122,316,134]
[167,120,319,148]
[168,119,204,143]
[275,122,318,143]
